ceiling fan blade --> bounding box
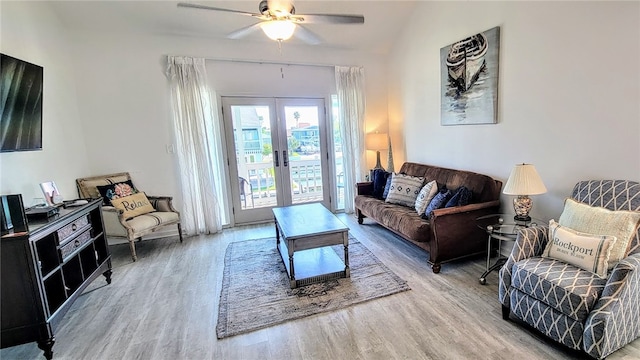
[227,22,264,40]
[293,24,323,45]
[291,14,364,24]
[177,2,260,17]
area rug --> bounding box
[216,236,410,339]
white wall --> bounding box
[389,1,640,221]
[67,31,390,214]
[1,1,389,216]
[0,2,90,204]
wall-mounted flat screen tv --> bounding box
[0,53,43,152]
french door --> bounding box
[221,97,331,224]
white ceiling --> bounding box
[48,1,418,54]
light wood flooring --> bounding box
[2,213,640,360]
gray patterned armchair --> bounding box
[498,180,640,359]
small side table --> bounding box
[475,214,542,285]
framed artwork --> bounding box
[440,26,500,125]
[40,181,63,206]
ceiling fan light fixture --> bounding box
[261,20,296,41]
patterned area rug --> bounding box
[216,236,410,339]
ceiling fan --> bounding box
[177,0,365,45]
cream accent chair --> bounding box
[76,172,183,261]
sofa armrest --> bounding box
[583,253,640,359]
[356,182,374,196]
[147,195,179,213]
[428,200,500,265]
[498,225,549,308]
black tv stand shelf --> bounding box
[1,199,112,359]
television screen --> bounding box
[0,53,43,152]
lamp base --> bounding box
[513,215,532,222]
[373,151,385,171]
[513,195,533,223]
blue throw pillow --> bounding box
[382,176,393,199]
[423,190,452,218]
[445,186,472,208]
[372,169,390,199]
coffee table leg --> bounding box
[343,232,350,278]
[288,239,296,288]
[275,217,280,248]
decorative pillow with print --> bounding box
[110,192,155,219]
[96,180,138,205]
[382,176,393,200]
[423,189,452,219]
[385,173,425,208]
[414,180,438,215]
[543,220,617,278]
[558,198,640,269]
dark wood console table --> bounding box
[1,199,112,359]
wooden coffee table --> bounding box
[273,203,350,288]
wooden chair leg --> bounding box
[129,239,138,262]
[177,223,183,243]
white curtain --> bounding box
[166,56,223,235]
[335,66,366,213]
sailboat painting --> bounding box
[441,26,500,125]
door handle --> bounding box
[283,150,289,167]
[274,151,280,167]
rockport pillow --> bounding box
[110,192,155,219]
[558,198,640,269]
[385,173,425,208]
[415,180,438,215]
[543,220,617,278]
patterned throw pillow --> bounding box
[372,169,390,199]
[423,189,452,219]
[110,192,155,219]
[543,220,617,278]
[445,186,472,208]
[96,180,138,205]
[414,180,438,215]
[558,198,640,269]
[385,173,425,207]
[382,175,393,199]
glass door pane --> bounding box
[278,98,329,208]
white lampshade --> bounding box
[365,132,388,151]
[261,20,296,41]
[503,164,547,195]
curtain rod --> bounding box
[168,55,355,69]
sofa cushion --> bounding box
[558,198,640,268]
[445,186,472,208]
[399,162,502,203]
[385,173,425,207]
[125,211,180,237]
[372,169,390,199]
[424,189,452,218]
[511,257,607,322]
[355,196,431,243]
[543,220,616,278]
[415,180,438,215]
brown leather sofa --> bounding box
[355,162,502,273]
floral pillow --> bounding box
[96,180,138,205]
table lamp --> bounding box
[502,163,547,222]
[366,132,388,170]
